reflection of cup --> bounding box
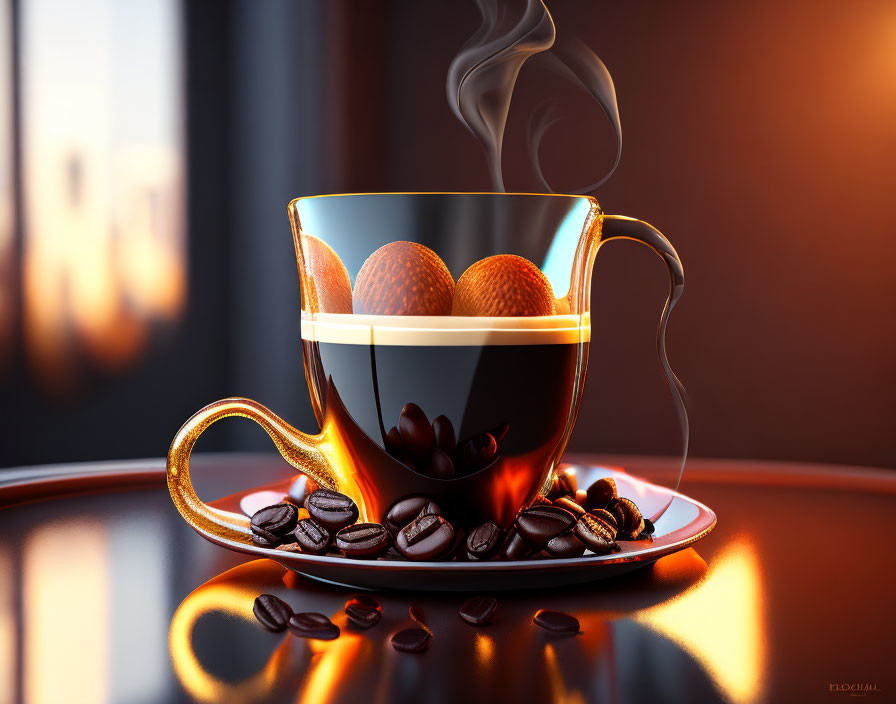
[168,193,683,541]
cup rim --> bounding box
[288,191,600,210]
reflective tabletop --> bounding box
[1,454,893,704]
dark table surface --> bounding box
[0,453,893,704]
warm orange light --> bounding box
[23,520,109,704]
[635,537,766,704]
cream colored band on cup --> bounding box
[300,313,591,346]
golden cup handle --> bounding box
[166,397,337,542]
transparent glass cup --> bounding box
[167,193,683,545]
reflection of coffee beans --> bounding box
[253,594,292,632]
[298,234,353,314]
[353,241,454,316]
[304,489,359,531]
[453,254,555,317]
[288,612,340,640]
[335,523,389,558]
[432,415,457,456]
[461,433,498,469]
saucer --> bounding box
[206,463,716,592]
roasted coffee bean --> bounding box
[580,510,618,541]
[461,433,498,469]
[425,447,455,479]
[546,532,587,558]
[384,426,405,455]
[557,469,577,496]
[467,523,502,560]
[499,528,538,560]
[395,515,455,560]
[574,513,618,554]
[432,415,457,457]
[589,508,618,531]
[489,422,510,444]
[533,609,580,634]
[608,497,644,538]
[305,489,359,531]
[251,532,280,548]
[336,523,389,558]
[276,542,304,553]
[288,612,340,640]
[416,500,442,520]
[585,477,618,510]
[575,489,588,506]
[398,403,436,460]
[459,596,497,625]
[293,518,331,554]
[515,505,577,546]
[253,594,292,632]
[391,627,430,653]
[552,496,586,518]
[384,496,440,533]
[345,597,382,629]
[250,503,299,539]
[643,517,656,535]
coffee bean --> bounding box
[461,433,497,469]
[574,513,618,554]
[533,609,580,634]
[250,503,299,539]
[432,415,457,457]
[608,497,644,538]
[425,447,455,479]
[384,426,405,455]
[466,523,502,560]
[459,596,497,625]
[557,469,577,496]
[575,489,588,506]
[643,517,656,535]
[391,627,430,653]
[345,597,382,629]
[398,403,436,460]
[305,489,359,531]
[552,496,586,518]
[499,528,538,560]
[585,477,618,510]
[546,532,587,558]
[515,505,577,546]
[293,518,330,554]
[489,422,510,444]
[251,532,280,548]
[395,514,455,560]
[253,594,292,632]
[589,508,618,532]
[288,612,340,640]
[384,496,440,533]
[416,500,442,520]
[336,523,389,558]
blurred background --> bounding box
[0,0,894,470]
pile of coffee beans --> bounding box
[382,403,509,479]
[247,468,655,561]
[253,591,581,651]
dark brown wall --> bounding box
[333,0,896,468]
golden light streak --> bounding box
[23,520,109,704]
[0,546,14,704]
[542,644,587,704]
[635,537,766,704]
[297,619,364,704]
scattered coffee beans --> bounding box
[585,477,617,510]
[608,497,645,539]
[305,489,359,531]
[335,523,389,558]
[574,512,619,554]
[250,503,298,545]
[253,594,292,632]
[288,612,340,640]
[466,522,502,560]
[385,496,440,533]
[533,609,580,635]
[294,518,331,554]
[344,596,382,629]
[545,532,587,558]
[391,627,431,653]
[515,505,577,545]
[396,514,455,560]
[459,596,497,625]
[500,528,537,560]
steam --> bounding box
[447,0,622,194]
